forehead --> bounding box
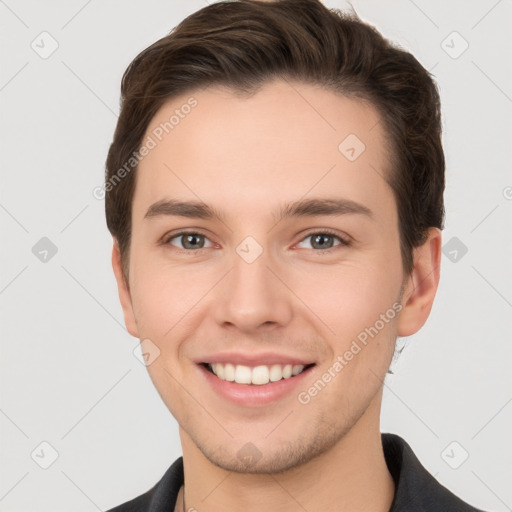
[133,78,395,224]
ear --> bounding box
[111,239,139,338]
[397,228,442,337]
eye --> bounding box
[296,230,350,251]
[164,231,214,251]
[162,229,350,253]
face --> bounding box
[113,78,439,474]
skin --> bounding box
[112,78,442,512]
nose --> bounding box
[213,245,294,333]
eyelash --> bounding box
[162,229,351,255]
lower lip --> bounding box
[198,364,315,407]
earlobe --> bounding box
[397,228,442,337]
[111,240,139,338]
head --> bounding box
[106,0,444,473]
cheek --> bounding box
[129,247,224,343]
[291,257,401,340]
[294,263,400,402]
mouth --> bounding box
[200,362,316,385]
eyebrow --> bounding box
[144,197,374,223]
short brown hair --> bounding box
[105,0,445,283]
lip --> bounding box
[197,362,316,407]
[194,351,315,367]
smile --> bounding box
[203,362,315,385]
[197,360,317,406]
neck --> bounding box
[177,395,394,512]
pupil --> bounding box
[314,234,332,249]
[184,234,203,249]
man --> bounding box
[104,0,483,510]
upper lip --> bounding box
[195,352,315,367]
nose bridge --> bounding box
[213,236,293,331]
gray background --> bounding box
[1,0,511,510]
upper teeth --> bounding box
[209,363,305,385]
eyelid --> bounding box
[162,228,351,252]
[162,229,215,251]
[295,228,352,249]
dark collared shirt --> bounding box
[107,433,484,511]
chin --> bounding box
[194,425,348,475]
